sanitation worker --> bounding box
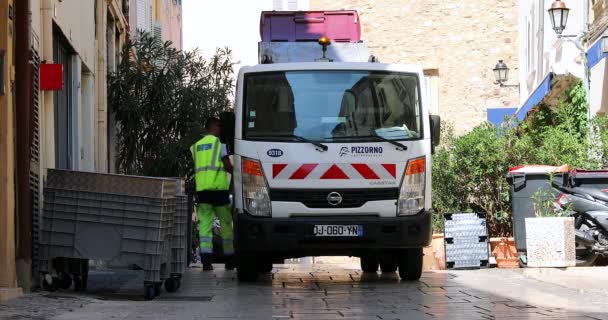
[190,118,234,271]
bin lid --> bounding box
[508,164,569,174]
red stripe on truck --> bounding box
[289,164,318,179]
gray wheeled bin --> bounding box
[506,165,567,264]
[39,169,176,300]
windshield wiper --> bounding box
[326,134,408,151]
[260,134,328,152]
[369,130,408,151]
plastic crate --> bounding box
[445,240,490,269]
[39,188,174,283]
[170,194,188,275]
[45,169,177,199]
[260,10,361,43]
[443,213,490,269]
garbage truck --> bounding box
[220,10,441,281]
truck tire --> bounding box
[397,248,423,281]
[379,255,398,273]
[258,260,273,273]
[237,254,259,282]
[360,254,379,273]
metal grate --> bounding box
[30,46,42,273]
[443,212,489,269]
[270,188,398,209]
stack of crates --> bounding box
[168,179,188,290]
[443,212,490,269]
[39,169,177,300]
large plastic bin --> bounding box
[170,178,188,279]
[39,170,178,300]
[40,188,174,281]
[506,165,568,256]
[260,10,361,43]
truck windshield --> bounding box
[243,70,422,142]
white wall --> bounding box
[518,0,586,105]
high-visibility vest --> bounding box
[190,135,229,192]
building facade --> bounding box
[310,0,520,133]
[0,0,22,303]
[129,0,183,49]
[0,0,129,298]
[516,0,587,119]
[588,0,608,116]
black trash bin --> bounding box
[506,165,568,263]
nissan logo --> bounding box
[327,192,343,206]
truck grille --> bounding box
[270,188,398,208]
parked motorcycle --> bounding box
[553,183,608,266]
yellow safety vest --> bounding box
[190,135,229,192]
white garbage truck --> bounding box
[220,10,441,281]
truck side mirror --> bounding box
[430,115,441,153]
[220,111,236,155]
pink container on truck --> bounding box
[260,10,361,43]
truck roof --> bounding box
[239,62,424,76]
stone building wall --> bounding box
[310,0,520,133]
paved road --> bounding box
[1,264,608,320]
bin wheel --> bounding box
[379,255,398,273]
[73,275,87,292]
[58,272,72,290]
[41,273,56,292]
[153,283,162,297]
[360,254,379,273]
[164,277,179,293]
[397,248,423,281]
[144,285,155,301]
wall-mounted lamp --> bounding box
[493,60,519,88]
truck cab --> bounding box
[223,11,440,281]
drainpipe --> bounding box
[14,0,33,290]
[583,0,591,125]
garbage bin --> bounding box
[506,165,568,264]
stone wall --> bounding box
[310,0,520,133]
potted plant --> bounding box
[490,237,519,268]
[524,188,576,267]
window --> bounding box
[243,70,422,142]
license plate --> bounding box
[312,225,363,237]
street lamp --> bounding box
[602,35,608,54]
[493,60,518,88]
[548,0,569,36]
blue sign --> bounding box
[267,149,284,157]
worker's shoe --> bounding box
[202,263,214,271]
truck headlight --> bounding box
[398,157,426,216]
[242,158,271,217]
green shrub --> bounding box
[431,80,604,236]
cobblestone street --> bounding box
[2,264,608,320]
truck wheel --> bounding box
[360,254,379,273]
[379,255,398,273]
[398,248,423,281]
[237,254,259,282]
[258,260,273,273]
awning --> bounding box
[487,107,517,126]
[515,73,553,120]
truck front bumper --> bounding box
[234,211,432,257]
